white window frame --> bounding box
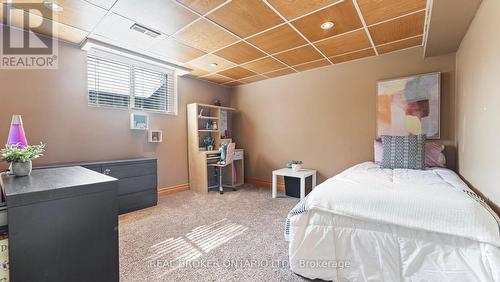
[87,48,178,115]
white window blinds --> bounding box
[87,54,177,115]
[88,56,131,109]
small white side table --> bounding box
[272,168,317,199]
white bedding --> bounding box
[287,162,500,281]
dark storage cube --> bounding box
[284,176,313,198]
[2,167,119,282]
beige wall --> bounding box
[456,0,500,205]
[0,42,231,189]
[424,0,481,57]
[231,47,456,184]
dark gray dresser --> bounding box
[1,166,119,282]
[38,158,158,214]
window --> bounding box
[87,53,177,115]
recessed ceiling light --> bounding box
[43,1,64,12]
[320,21,334,30]
[209,63,218,67]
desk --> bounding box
[272,168,317,199]
[189,149,244,192]
[207,149,244,188]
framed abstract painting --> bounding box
[377,72,441,139]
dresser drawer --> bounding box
[233,150,244,160]
[102,162,156,179]
[36,158,158,215]
[118,175,156,196]
[118,189,157,214]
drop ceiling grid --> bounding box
[191,0,359,81]
[292,57,326,67]
[177,0,302,74]
[223,40,423,86]
[261,0,337,65]
[261,66,296,76]
[84,0,198,61]
[181,4,427,62]
[165,0,236,48]
[82,0,235,72]
[4,0,430,86]
[222,17,427,84]
[377,39,422,55]
[179,0,376,80]
[178,1,426,69]
[332,46,375,58]
[377,34,424,47]
[224,28,423,85]
[352,0,379,56]
[365,8,427,28]
[104,1,233,64]
[173,0,302,79]
[196,1,428,85]
[87,1,195,43]
[190,0,429,84]
[85,1,130,46]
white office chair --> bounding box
[208,143,236,194]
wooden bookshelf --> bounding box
[187,103,242,193]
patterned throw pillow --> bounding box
[381,135,426,169]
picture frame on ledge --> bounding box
[148,130,162,143]
[130,113,149,130]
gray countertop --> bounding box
[1,166,117,207]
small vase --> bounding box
[11,160,32,177]
[291,164,302,172]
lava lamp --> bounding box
[7,115,28,148]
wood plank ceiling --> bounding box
[0,0,429,87]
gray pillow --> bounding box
[381,135,426,169]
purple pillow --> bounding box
[374,140,445,167]
[374,140,383,164]
[425,142,446,167]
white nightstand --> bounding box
[272,168,317,199]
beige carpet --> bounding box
[119,185,308,282]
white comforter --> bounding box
[287,162,500,281]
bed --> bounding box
[285,162,500,281]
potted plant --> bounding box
[202,136,215,151]
[291,160,303,172]
[1,143,45,176]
